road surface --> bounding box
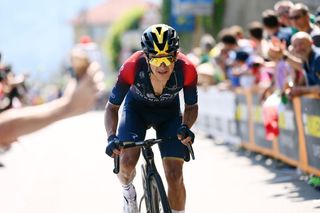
[0,112,319,213]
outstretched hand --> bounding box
[63,61,105,116]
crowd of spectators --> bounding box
[0,54,29,113]
[192,1,320,99]
[0,38,105,158]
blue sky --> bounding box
[0,0,104,81]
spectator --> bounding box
[198,33,215,64]
[262,9,292,46]
[230,25,253,53]
[289,3,320,47]
[231,50,254,88]
[274,0,294,28]
[316,16,320,28]
[316,6,320,17]
[0,64,28,112]
[315,6,320,28]
[191,34,224,87]
[288,32,320,97]
[213,29,239,80]
[229,25,245,40]
[0,60,104,152]
[219,29,239,52]
[247,21,270,59]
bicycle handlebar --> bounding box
[112,138,195,174]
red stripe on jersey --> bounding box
[118,51,145,85]
[176,52,198,87]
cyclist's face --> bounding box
[148,53,176,81]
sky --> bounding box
[0,0,105,81]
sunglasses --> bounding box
[148,55,176,67]
[289,14,303,20]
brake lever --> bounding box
[186,143,195,160]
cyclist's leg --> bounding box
[117,107,147,185]
[118,107,147,213]
[162,159,185,211]
[156,115,188,211]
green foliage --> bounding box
[212,0,225,37]
[104,7,145,71]
[200,0,225,37]
[160,0,225,48]
[161,0,171,24]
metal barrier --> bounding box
[196,86,320,176]
[299,95,320,176]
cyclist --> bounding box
[105,24,198,213]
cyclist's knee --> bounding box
[120,148,140,172]
[164,167,183,186]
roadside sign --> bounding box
[172,0,214,16]
[170,14,195,32]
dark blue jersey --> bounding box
[109,51,198,106]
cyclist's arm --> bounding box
[104,52,140,137]
[104,102,120,136]
[180,52,198,128]
[182,104,198,128]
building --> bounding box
[72,0,159,46]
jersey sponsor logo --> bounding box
[110,91,116,99]
[132,85,179,102]
[139,71,145,79]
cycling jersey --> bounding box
[109,51,197,106]
[109,50,198,160]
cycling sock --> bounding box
[171,210,185,213]
[122,182,136,200]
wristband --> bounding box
[108,134,117,142]
[181,124,189,129]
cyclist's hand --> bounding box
[105,135,121,157]
[177,124,195,145]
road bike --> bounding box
[113,138,195,213]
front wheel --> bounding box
[148,173,171,213]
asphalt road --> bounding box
[0,111,319,213]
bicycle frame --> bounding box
[140,143,171,213]
[112,138,194,213]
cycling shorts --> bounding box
[117,97,189,161]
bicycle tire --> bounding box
[140,164,148,212]
[142,166,171,213]
[151,173,171,213]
